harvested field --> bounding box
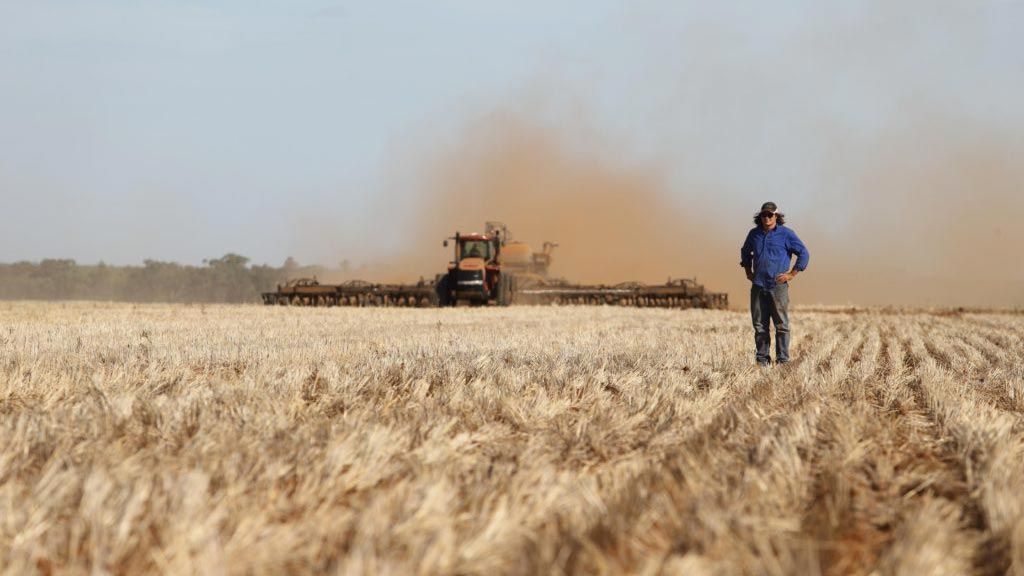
[1,302,1023,575]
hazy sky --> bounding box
[2,1,1023,304]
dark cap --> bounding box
[760,202,777,212]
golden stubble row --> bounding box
[0,302,1022,575]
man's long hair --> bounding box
[753,211,786,226]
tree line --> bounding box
[0,254,336,303]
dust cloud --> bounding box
[798,122,1024,308]
[287,2,1024,308]
[385,111,735,290]
[349,107,1023,309]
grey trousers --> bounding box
[750,283,790,364]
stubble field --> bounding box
[1,302,1023,575]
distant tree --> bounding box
[138,259,188,302]
[0,253,351,304]
[34,259,78,299]
[206,253,250,269]
[251,263,286,294]
[87,261,117,300]
[205,253,254,302]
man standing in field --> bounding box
[740,202,810,367]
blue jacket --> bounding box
[740,225,809,289]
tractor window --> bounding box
[460,241,490,260]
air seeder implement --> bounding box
[262,222,727,309]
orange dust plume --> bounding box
[373,109,740,299]
[340,108,1024,309]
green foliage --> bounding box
[0,255,294,303]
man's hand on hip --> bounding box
[776,271,797,284]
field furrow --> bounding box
[902,322,1023,575]
[1,303,1022,575]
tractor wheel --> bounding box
[435,276,454,307]
[497,274,514,307]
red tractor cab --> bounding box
[436,229,512,306]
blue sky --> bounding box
[1,1,1023,304]
[3,1,670,264]
[0,1,562,263]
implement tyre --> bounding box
[436,275,454,307]
[497,274,514,307]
